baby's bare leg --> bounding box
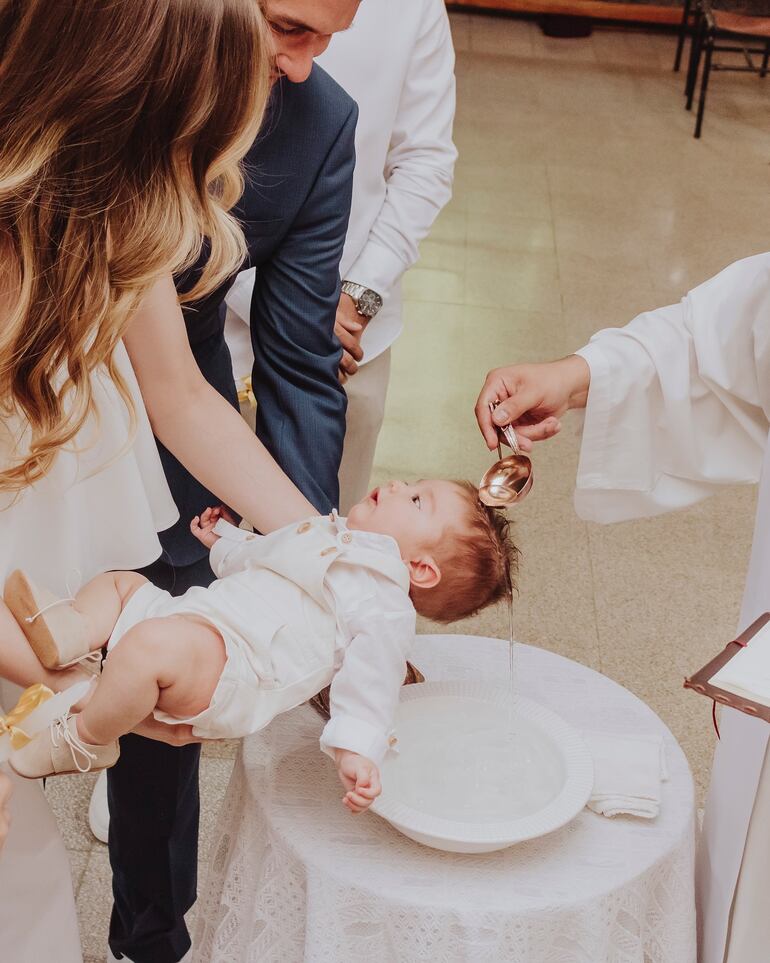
[0,570,148,694]
[76,615,226,746]
[71,570,147,651]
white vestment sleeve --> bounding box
[574,253,770,523]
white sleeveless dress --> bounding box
[0,341,178,963]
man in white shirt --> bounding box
[226,0,457,511]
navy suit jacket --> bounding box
[159,67,357,566]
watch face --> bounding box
[358,289,383,318]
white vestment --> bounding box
[572,252,770,963]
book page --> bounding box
[711,622,770,708]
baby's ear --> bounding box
[407,556,441,590]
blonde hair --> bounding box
[411,481,519,623]
[0,0,272,492]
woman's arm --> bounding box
[124,276,318,534]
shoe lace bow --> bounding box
[50,714,97,774]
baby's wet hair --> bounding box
[410,480,519,623]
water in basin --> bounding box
[382,696,566,823]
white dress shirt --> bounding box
[225,0,457,371]
[570,252,770,963]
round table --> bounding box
[193,636,696,963]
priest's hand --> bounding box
[475,355,591,452]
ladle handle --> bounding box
[501,424,521,454]
[488,402,522,455]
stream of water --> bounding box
[507,590,517,735]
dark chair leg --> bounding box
[685,12,704,108]
[695,35,714,138]
[674,0,693,72]
[760,40,770,78]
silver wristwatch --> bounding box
[341,280,383,319]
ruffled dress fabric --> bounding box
[0,340,178,592]
[0,340,178,963]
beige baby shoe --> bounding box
[4,569,95,670]
[9,713,119,779]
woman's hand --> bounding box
[190,506,235,548]
[0,771,12,852]
[475,355,591,452]
[334,749,381,814]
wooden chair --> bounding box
[684,0,770,138]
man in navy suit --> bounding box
[106,4,361,961]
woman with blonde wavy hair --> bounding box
[0,2,318,960]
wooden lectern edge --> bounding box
[684,612,770,725]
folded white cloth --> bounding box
[583,731,667,819]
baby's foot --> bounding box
[9,713,118,779]
[4,569,93,669]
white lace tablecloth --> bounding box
[193,636,696,963]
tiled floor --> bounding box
[53,12,770,959]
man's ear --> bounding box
[407,556,441,590]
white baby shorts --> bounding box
[106,578,336,739]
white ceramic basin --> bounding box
[371,680,593,853]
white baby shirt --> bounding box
[209,514,416,765]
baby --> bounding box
[3,479,515,813]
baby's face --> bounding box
[347,479,468,560]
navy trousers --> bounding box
[107,553,215,963]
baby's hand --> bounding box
[190,506,235,548]
[334,749,381,814]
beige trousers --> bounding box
[724,737,770,963]
[338,348,392,515]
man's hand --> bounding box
[0,771,12,853]
[475,356,591,452]
[334,748,381,814]
[335,293,365,384]
[190,506,235,548]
